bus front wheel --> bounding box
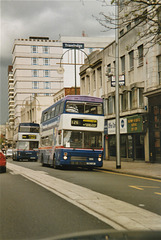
[53,156,58,169]
[41,154,45,166]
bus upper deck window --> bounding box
[66,104,78,113]
[51,107,55,118]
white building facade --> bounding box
[12,36,114,130]
[5,66,14,146]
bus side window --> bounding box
[51,107,55,118]
[41,115,44,123]
[47,111,51,120]
[55,104,60,116]
[44,112,48,121]
[60,102,64,114]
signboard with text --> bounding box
[108,118,127,135]
[63,42,84,49]
[127,115,143,133]
[71,119,97,128]
[22,134,37,140]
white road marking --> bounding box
[8,163,161,231]
[138,204,145,207]
[129,185,160,191]
[155,192,161,196]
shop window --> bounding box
[120,135,127,158]
[135,135,144,159]
[128,135,133,158]
[109,136,116,156]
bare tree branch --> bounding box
[96,0,161,51]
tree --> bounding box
[97,0,161,51]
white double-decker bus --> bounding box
[39,95,104,169]
[13,123,40,161]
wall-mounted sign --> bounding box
[127,115,143,133]
[108,118,127,135]
[71,119,97,128]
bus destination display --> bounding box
[22,134,36,139]
[71,119,97,128]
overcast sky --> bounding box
[0,0,114,125]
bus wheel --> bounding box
[53,156,58,169]
[88,167,94,171]
[41,154,45,166]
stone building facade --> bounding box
[80,4,161,163]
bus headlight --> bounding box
[63,152,68,160]
[98,154,102,162]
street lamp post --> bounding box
[115,0,121,169]
[74,48,77,95]
[58,45,91,95]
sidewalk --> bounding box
[101,160,161,180]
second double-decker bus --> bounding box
[13,122,40,161]
[39,95,104,169]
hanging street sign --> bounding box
[111,75,125,87]
[63,43,84,49]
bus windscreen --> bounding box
[65,101,103,115]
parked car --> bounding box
[0,150,6,173]
[5,148,13,158]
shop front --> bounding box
[105,115,145,161]
[149,95,161,163]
